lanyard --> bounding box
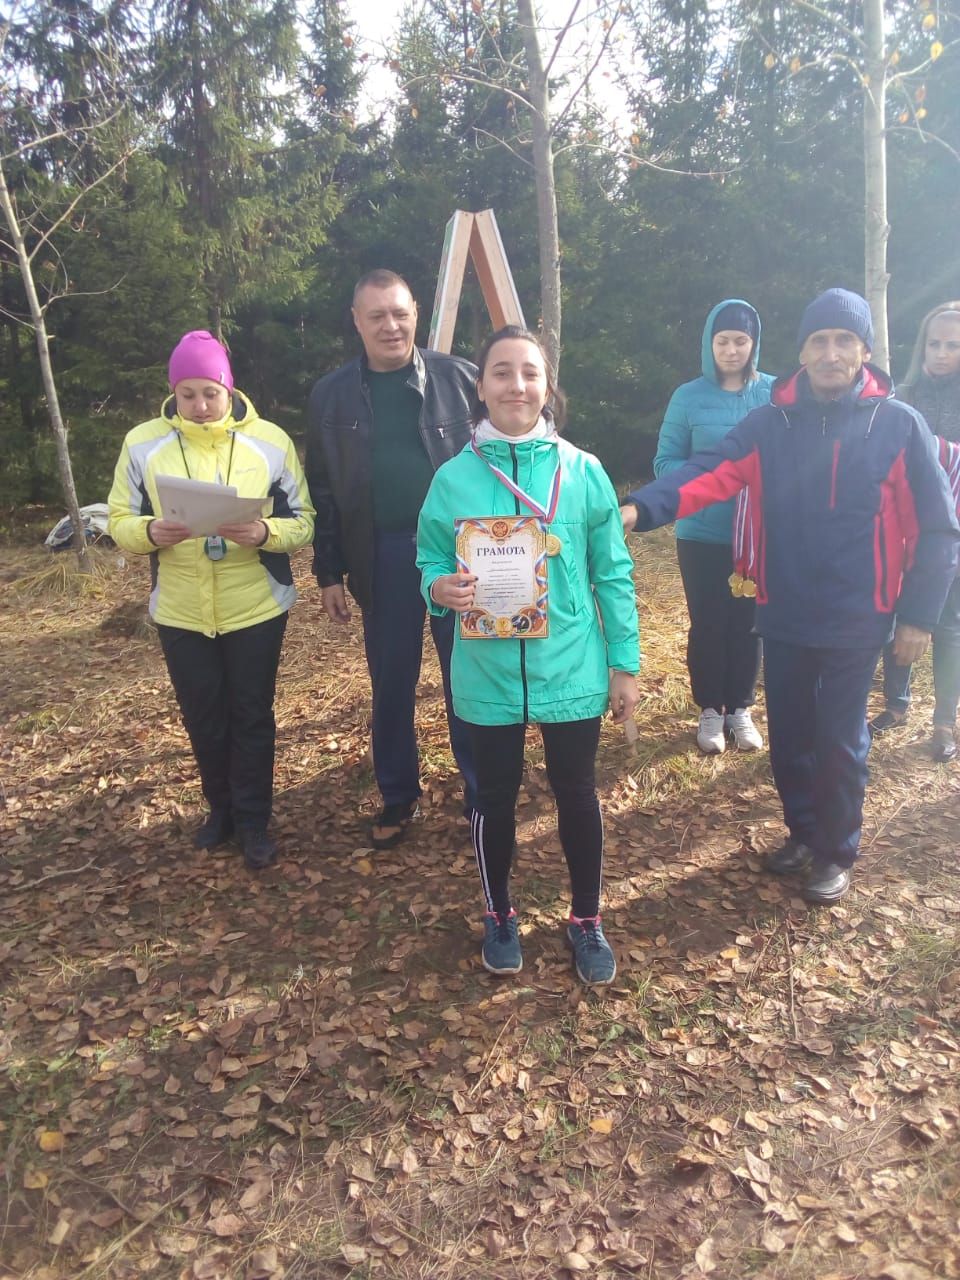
[176,428,236,561]
[177,429,235,485]
[469,436,561,523]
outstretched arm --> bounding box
[623,414,762,533]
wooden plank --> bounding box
[469,209,525,331]
[427,211,474,352]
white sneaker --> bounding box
[725,708,763,750]
[697,708,726,754]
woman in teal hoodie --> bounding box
[654,299,774,753]
[417,327,639,986]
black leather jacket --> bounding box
[305,347,476,611]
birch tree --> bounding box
[0,1,138,568]
[397,0,627,376]
[759,0,959,370]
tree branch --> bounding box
[788,0,865,53]
[543,0,582,81]
[26,153,132,263]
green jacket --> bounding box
[417,434,640,725]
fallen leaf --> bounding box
[564,1252,590,1272]
[48,1213,71,1246]
[695,1236,717,1273]
[744,1149,771,1184]
[706,1116,732,1137]
[589,1116,613,1134]
[743,1111,769,1133]
[239,1178,271,1210]
[674,1146,716,1170]
[37,1130,65,1152]
[761,1226,786,1253]
[208,1212,246,1237]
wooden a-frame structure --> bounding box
[427,209,525,352]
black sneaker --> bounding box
[765,837,814,875]
[869,708,907,737]
[240,828,277,870]
[194,811,234,850]
[803,860,851,904]
[931,725,957,762]
[370,800,419,850]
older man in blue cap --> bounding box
[622,289,959,903]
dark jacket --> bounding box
[305,346,476,611]
[627,364,960,649]
[900,370,960,444]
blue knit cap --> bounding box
[798,288,874,350]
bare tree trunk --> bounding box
[0,163,90,571]
[863,0,889,371]
[516,0,562,377]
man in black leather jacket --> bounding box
[306,269,478,847]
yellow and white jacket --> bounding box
[108,392,314,636]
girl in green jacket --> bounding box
[416,328,640,985]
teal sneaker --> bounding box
[482,910,523,975]
[566,915,616,985]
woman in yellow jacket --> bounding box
[108,331,314,868]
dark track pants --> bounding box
[764,639,881,868]
[468,718,603,919]
[158,613,288,830]
[676,538,760,712]
[361,530,477,811]
[879,577,960,725]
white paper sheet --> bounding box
[155,474,271,538]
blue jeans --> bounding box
[361,530,477,811]
[764,639,881,868]
[880,577,960,725]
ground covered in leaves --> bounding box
[1,529,959,1280]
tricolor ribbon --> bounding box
[469,436,562,523]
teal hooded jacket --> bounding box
[417,432,640,725]
[653,299,774,545]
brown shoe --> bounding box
[931,725,957,763]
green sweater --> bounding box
[368,366,435,531]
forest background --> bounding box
[2,0,959,519]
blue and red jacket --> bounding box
[627,365,960,649]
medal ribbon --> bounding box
[469,436,562,523]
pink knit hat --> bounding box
[168,330,234,391]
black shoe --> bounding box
[765,837,814,875]
[869,708,907,737]
[194,811,234,850]
[931,725,957,762]
[803,860,851,904]
[370,800,419,850]
[240,828,277,869]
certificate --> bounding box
[455,516,548,639]
[156,474,273,538]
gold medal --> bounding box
[741,577,757,598]
[545,533,562,557]
[728,572,744,598]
